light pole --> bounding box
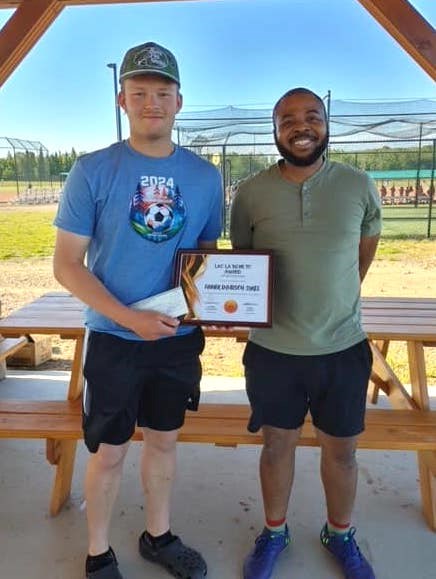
[107,63,122,142]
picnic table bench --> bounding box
[0,292,435,531]
[0,298,28,379]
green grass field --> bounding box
[0,209,56,259]
[223,205,435,239]
[381,205,435,237]
[382,206,431,218]
[0,206,435,259]
[382,219,434,237]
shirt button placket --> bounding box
[302,185,311,222]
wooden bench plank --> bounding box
[363,309,436,318]
[3,399,436,425]
[363,297,436,306]
[1,397,435,524]
[368,317,436,326]
[0,400,82,414]
[203,326,436,342]
[1,401,435,451]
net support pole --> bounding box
[12,144,19,198]
[415,122,423,208]
[427,139,435,239]
[222,144,227,237]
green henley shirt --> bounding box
[230,159,382,355]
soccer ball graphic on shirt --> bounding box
[144,203,174,232]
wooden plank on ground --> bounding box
[0,336,27,360]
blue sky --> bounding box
[0,0,435,153]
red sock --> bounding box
[266,517,287,533]
[327,518,351,535]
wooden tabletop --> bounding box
[0,292,435,343]
[0,292,85,337]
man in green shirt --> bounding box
[230,88,381,579]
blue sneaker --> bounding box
[243,526,290,579]
[320,524,375,579]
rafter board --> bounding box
[0,0,434,86]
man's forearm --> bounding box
[53,261,136,330]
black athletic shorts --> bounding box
[243,339,373,438]
[82,328,205,453]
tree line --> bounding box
[329,144,434,172]
[0,144,433,184]
[0,148,81,182]
[202,144,434,184]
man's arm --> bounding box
[359,234,380,282]
[230,188,253,249]
[53,229,179,340]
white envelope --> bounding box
[130,286,188,319]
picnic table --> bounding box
[0,292,435,530]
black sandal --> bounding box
[139,532,207,578]
[86,548,124,579]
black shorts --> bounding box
[243,339,373,438]
[82,328,205,453]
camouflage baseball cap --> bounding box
[119,42,180,85]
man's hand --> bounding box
[128,309,180,340]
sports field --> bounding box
[0,205,435,385]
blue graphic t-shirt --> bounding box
[54,141,223,339]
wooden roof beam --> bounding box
[0,1,178,8]
[0,1,434,84]
[0,0,64,86]
[357,0,436,80]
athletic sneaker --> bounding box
[320,524,375,579]
[243,526,290,579]
[139,531,207,578]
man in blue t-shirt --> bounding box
[54,42,222,579]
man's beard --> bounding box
[274,131,329,167]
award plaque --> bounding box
[174,249,273,326]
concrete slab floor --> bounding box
[0,370,435,579]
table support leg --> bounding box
[369,342,416,409]
[68,334,84,401]
[407,341,430,410]
[407,341,435,530]
[368,340,390,404]
[45,334,85,516]
[47,439,78,516]
[418,451,436,531]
